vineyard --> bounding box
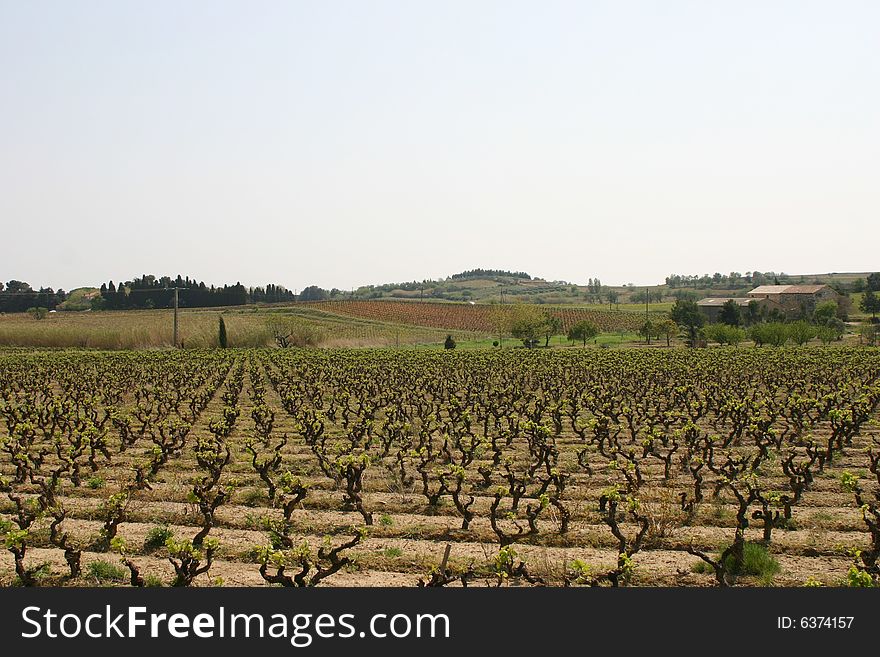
[1,348,879,588]
[300,299,650,333]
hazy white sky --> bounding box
[1,1,877,291]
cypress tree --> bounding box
[219,316,228,348]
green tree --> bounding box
[719,300,742,326]
[567,320,599,346]
[639,320,656,345]
[766,322,791,347]
[816,324,843,345]
[813,301,838,327]
[6,280,32,293]
[745,300,762,326]
[670,300,704,347]
[727,326,746,346]
[218,316,228,348]
[542,313,562,347]
[655,318,679,347]
[860,289,879,321]
[507,305,549,348]
[867,272,880,292]
[605,290,619,310]
[704,323,723,346]
[298,285,329,302]
[749,323,771,347]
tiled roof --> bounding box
[748,285,827,296]
[697,297,752,307]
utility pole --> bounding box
[173,288,179,348]
[162,287,182,348]
[499,284,504,348]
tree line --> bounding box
[449,269,532,280]
[666,271,878,294]
[96,275,295,310]
[0,280,67,313]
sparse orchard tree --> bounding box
[788,321,816,346]
[542,313,562,347]
[567,320,599,347]
[505,305,550,348]
[655,318,678,347]
[639,320,656,345]
[606,290,619,310]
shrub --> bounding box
[27,307,48,320]
[444,334,456,349]
[143,525,174,552]
[88,559,127,583]
[693,542,780,580]
[268,319,324,348]
[144,575,164,587]
[726,542,780,578]
[816,324,842,345]
[242,488,266,507]
[749,322,789,347]
[704,323,746,346]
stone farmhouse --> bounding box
[746,284,841,319]
[696,297,756,323]
[696,284,841,322]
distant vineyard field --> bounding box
[300,300,652,333]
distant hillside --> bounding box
[5,269,873,314]
[336,269,873,307]
[346,269,596,305]
[57,287,99,311]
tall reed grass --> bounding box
[0,308,476,350]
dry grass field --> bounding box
[0,307,481,350]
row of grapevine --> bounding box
[1,347,878,587]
